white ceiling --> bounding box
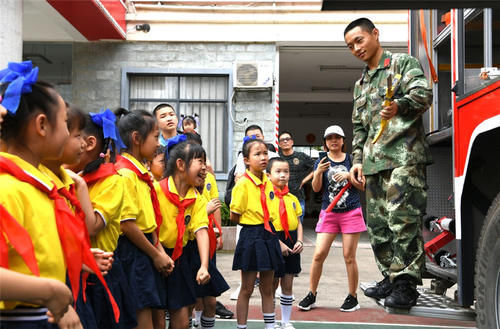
[279,45,407,106]
[23,0,86,42]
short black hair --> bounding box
[184,132,202,146]
[278,131,293,140]
[153,103,175,117]
[245,124,263,136]
[115,108,156,150]
[344,17,376,36]
[67,104,86,132]
[266,157,289,172]
[165,141,206,177]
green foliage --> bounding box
[220,200,234,226]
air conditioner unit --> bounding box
[233,61,273,88]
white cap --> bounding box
[324,125,345,138]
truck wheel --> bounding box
[475,192,500,329]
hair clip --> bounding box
[0,61,39,115]
[90,109,127,152]
[243,135,257,143]
[99,152,106,158]
[164,134,187,160]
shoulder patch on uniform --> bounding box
[384,58,390,67]
[269,191,275,200]
[206,183,211,191]
[184,215,191,225]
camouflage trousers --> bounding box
[365,164,427,284]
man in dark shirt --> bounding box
[278,131,314,222]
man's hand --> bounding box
[349,164,365,191]
[380,101,398,120]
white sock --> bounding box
[237,324,247,329]
[195,310,203,324]
[201,315,215,329]
[280,294,293,324]
[189,316,192,328]
[263,312,275,329]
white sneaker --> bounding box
[275,286,282,298]
[230,283,241,300]
[273,323,281,329]
[281,322,296,329]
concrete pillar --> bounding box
[0,0,23,69]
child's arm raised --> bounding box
[194,228,211,285]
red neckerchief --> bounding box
[0,204,39,276]
[82,163,117,186]
[207,213,222,259]
[159,178,196,261]
[115,155,163,238]
[0,156,120,323]
[243,172,273,233]
[273,185,292,241]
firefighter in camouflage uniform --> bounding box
[344,18,433,309]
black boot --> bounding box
[384,276,419,309]
[364,276,392,299]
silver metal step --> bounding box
[360,282,476,322]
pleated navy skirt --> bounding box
[115,234,166,310]
[69,273,97,329]
[164,241,197,310]
[189,241,230,298]
[86,257,138,329]
[275,230,301,276]
[232,223,284,275]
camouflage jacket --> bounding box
[351,50,433,175]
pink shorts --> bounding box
[315,207,367,234]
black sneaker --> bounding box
[340,294,360,312]
[364,276,392,299]
[384,278,419,309]
[298,291,316,311]
[215,301,234,319]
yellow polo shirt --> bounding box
[155,176,208,249]
[88,174,124,252]
[0,153,66,310]
[117,153,156,234]
[201,172,219,202]
[230,170,276,225]
[269,188,302,232]
[39,164,75,211]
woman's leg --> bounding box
[152,309,166,329]
[309,233,337,293]
[342,233,361,296]
[168,306,190,329]
[236,271,257,326]
[259,270,276,329]
[279,274,294,324]
[135,308,153,329]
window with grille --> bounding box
[128,74,229,173]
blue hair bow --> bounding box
[165,134,187,160]
[243,134,257,143]
[0,61,39,115]
[90,109,127,152]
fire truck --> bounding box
[321,2,500,328]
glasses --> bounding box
[279,137,292,142]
